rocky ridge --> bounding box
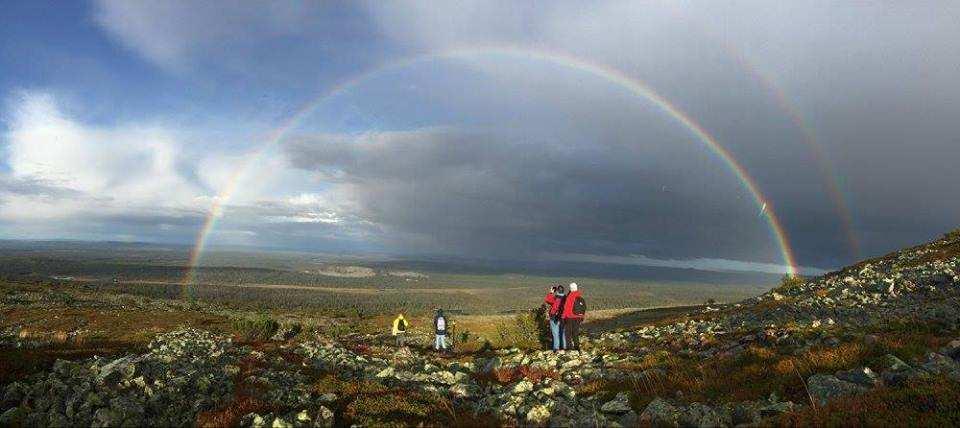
[1,231,959,426]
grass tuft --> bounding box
[232,313,280,341]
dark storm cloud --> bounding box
[353,1,960,270]
[284,129,791,265]
[4,1,957,272]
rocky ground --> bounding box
[1,230,959,427]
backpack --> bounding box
[397,318,407,332]
[572,296,586,316]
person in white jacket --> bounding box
[433,308,448,352]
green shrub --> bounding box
[40,290,75,305]
[495,307,551,350]
[232,313,279,341]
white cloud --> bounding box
[0,90,361,244]
[4,92,201,212]
[92,0,324,70]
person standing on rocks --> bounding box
[544,284,566,351]
[392,313,409,347]
[561,282,586,350]
[433,308,449,352]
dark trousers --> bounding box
[563,318,582,350]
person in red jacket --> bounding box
[544,284,566,350]
[561,282,586,350]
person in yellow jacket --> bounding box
[392,313,409,347]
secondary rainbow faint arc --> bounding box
[717,39,861,258]
[183,46,799,287]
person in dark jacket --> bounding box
[544,284,566,350]
[561,282,585,350]
[433,308,448,352]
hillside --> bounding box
[1,230,959,426]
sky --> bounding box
[1,1,958,275]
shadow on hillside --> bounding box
[583,305,702,334]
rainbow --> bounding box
[712,36,861,259]
[183,46,799,287]
[757,79,860,258]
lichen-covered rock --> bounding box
[525,404,551,425]
[600,392,632,415]
[940,339,960,360]
[920,352,960,380]
[879,354,925,386]
[681,402,730,427]
[807,374,867,406]
[836,366,881,388]
[639,398,682,427]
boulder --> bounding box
[835,367,881,388]
[680,402,729,428]
[271,416,293,428]
[96,355,139,384]
[316,406,334,427]
[374,367,395,379]
[920,352,960,380]
[878,354,911,371]
[511,380,534,394]
[600,392,632,415]
[639,398,682,427]
[240,413,271,428]
[878,355,924,386]
[939,339,960,360]
[757,400,795,418]
[449,382,476,399]
[807,374,867,406]
[526,404,551,425]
